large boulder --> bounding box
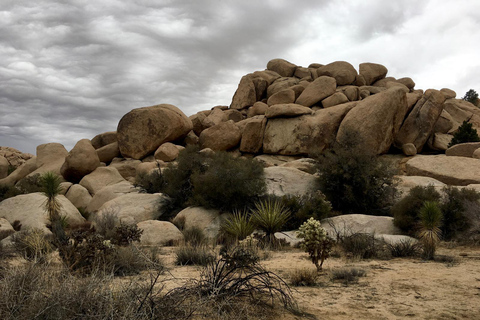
[61,139,100,183]
[0,193,85,234]
[230,74,267,110]
[154,142,182,162]
[406,155,480,185]
[96,142,120,163]
[322,92,349,108]
[117,104,192,159]
[266,58,297,77]
[394,89,446,152]
[79,167,126,195]
[137,220,184,246]
[108,158,142,181]
[86,181,138,213]
[321,214,401,237]
[445,142,480,158]
[93,193,165,225]
[172,206,229,239]
[359,63,388,85]
[264,166,316,197]
[0,156,9,179]
[91,131,117,149]
[267,77,300,98]
[396,175,446,198]
[336,87,408,154]
[29,143,68,177]
[267,89,296,106]
[264,104,313,118]
[295,76,337,107]
[239,116,267,154]
[263,102,356,155]
[316,61,357,86]
[65,184,93,211]
[0,157,37,187]
[199,120,242,151]
[0,146,34,168]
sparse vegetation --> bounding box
[340,233,382,259]
[12,228,54,262]
[387,239,421,257]
[462,89,479,105]
[175,244,215,266]
[251,199,290,247]
[297,217,334,271]
[418,201,443,260]
[448,120,480,147]
[288,268,319,286]
[331,267,366,285]
[182,226,207,247]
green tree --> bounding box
[448,120,480,148]
[462,89,479,105]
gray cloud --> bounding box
[1,0,479,154]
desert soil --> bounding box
[155,244,480,320]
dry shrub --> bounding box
[387,239,421,258]
[288,268,318,286]
[11,229,53,262]
[175,244,215,266]
[340,233,382,259]
[331,267,366,285]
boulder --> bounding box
[473,148,480,159]
[0,193,85,234]
[91,131,117,149]
[267,77,300,98]
[252,70,281,86]
[96,142,120,163]
[396,175,446,198]
[406,155,480,185]
[93,193,165,225]
[117,104,192,159]
[86,181,138,213]
[61,139,100,183]
[199,120,242,151]
[79,167,126,195]
[65,184,92,211]
[444,98,480,132]
[0,218,15,240]
[203,108,227,127]
[294,67,312,79]
[0,156,9,179]
[322,92,349,108]
[446,142,480,157]
[396,77,415,90]
[137,220,184,246]
[264,166,316,197]
[440,88,456,99]
[375,234,418,246]
[386,81,409,93]
[108,158,142,181]
[29,143,68,177]
[359,63,388,85]
[224,109,243,122]
[0,146,34,168]
[266,58,297,77]
[154,142,182,162]
[263,102,356,155]
[280,158,318,175]
[184,130,199,146]
[394,89,446,152]
[361,86,387,95]
[434,110,456,134]
[337,87,408,154]
[321,214,401,237]
[337,86,359,101]
[230,74,267,110]
[295,76,337,107]
[265,104,313,118]
[173,206,229,239]
[0,157,37,187]
[267,89,296,106]
[59,182,73,195]
[401,143,417,156]
[253,154,301,167]
[247,101,269,117]
[428,133,452,151]
[317,61,357,86]
[239,116,267,154]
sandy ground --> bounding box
[154,244,480,320]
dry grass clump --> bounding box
[331,266,366,285]
[288,268,319,286]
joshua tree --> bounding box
[418,201,443,260]
[40,172,67,244]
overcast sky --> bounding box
[1,0,480,154]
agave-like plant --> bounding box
[221,210,256,241]
[418,201,443,260]
[40,172,66,243]
[251,199,290,246]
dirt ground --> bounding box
[156,244,480,320]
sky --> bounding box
[1,0,480,154]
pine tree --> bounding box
[448,121,480,148]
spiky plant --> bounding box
[40,172,66,244]
[251,199,290,246]
[418,201,443,260]
[221,210,256,241]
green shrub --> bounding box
[278,191,332,230]
[340,233,380,259]
[441,187,480,240]
[175,245,214,266]
[251,199,290,247]
[288,268,319,286]
[418,201,443,260]
[448,120,480,147]
[387,239,420,257]
[392,185,442,236]
[331,267,366,285]
[135,168,165,194]
[316,136,398,215]
[111,223,143,246]
[462,89,479,105]
[182,227,207,247]
[297,217,334,271]
[221,210,256,242]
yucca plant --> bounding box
[251,199,290,247]
[418,201,443,260]
[40,172,66,244]
[221,210,256,242]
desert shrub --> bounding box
[190,151,266,212]
[331,267,366,285]
[182,226,207,247]
[288,268,319,286]
[340,233,380,259]
[0,174,43,201]
[221,210,256,242]
[110,245,164,276]
[94,209,118,239]
[297,217,334,271]
[175,244,215,266]
[251,199,290,247]
[278,191,333,230]
[135,168,165,194]
[316,135,398,215]
[440,187,480,240]
[111,222,143,246]
[448,120,480,147]
[434,254,459,267]
[387,239,421,257]
[392,185,442,236]
[462,89,479,105]
[418,201,443,260]
[12,229,54,262]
